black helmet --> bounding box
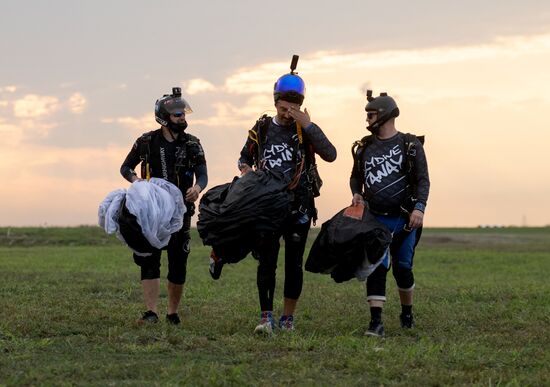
[273,55,305,105]
[365,90,399,132]
[155,87,192,128]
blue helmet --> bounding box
[274,73,305,105]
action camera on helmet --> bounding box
[274,55,306,105]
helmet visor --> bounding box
[164,97,193,115]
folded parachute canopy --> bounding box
[98,178,186,256]
[197,170,293,263]
[305,205,392,283]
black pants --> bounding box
[133,216,191,285]
[256,219,311,311]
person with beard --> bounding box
[235,61,337,334]
[120,87,208,325]
[350,91,430,337]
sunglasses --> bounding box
[367,112,377,119]
[171,112,185,118]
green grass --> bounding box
[0,227,549,386]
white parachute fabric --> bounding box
[125,178,186,249]
[98,178,186,251]
[354,252,386,281]
[98,188,126,234]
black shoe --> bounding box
[209,250,224,280]
[365,320,385,337]
[166,313,181,325]
[400,313,414,329]
[137,310,159,324]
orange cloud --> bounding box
[192,95,273,127]
[3,31,550,227]
[101,113,156,133]
[185,78,217,95]
[0,85,17,93]
[0,144,131,226]
[0,118,21,146]
[67,92,87,114]
[13,94,60,118]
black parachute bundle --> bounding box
[305,206,392,283]
[197,169,293,263]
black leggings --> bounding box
[256,220,311,311]
[133,216,191,285]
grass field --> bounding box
[0,226,549,386]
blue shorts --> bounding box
[374,214,417,270]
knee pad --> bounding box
[182,238,190,254]
[134,253,161,280]
[283,270,303,300]
[393,266,414,290]
[141,265,160,281]
[366,265,387,299]
[167,270,186,285]
[166,229,190,285]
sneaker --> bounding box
[137,310,159,324]
[400,313,414,329]
[279,315,294,331]
[209,250,224,280]
[365,320,385,337]
[166,313,181,325]
[254,311,275,335]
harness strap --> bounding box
[287,123,305,190]
[352,133,423,200]
[140,130,197,187]
[288,122,306,191]
[250,117,306,191]
[139,132,153,181]
[403,133,423,193]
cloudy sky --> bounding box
[1,0,550,227]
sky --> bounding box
[1,0,550,228]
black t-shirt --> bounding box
[120,129,207,193]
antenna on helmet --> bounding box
[290,55,299,74]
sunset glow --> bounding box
[1,1,549,227]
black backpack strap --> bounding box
[247,114,270,169]
[403,132,424,180]
[403,133,426,210]
[184,133,205,169]
[139,131,154,180]
[304,139,321,225]
[351,135,374,182]
[404,133,416,170]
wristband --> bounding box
[414,202,426,213]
